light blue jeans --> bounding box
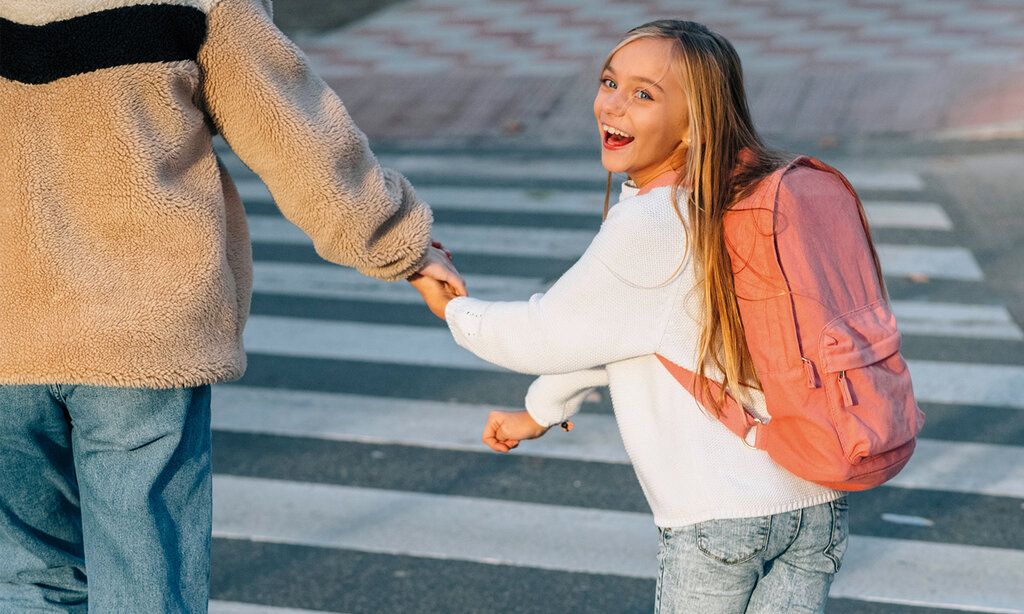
[0,384,212,613]
[655,498,849,613]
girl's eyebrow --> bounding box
[604,64,665,93]
[634,76,665,93]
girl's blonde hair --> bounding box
[601,20,791,412]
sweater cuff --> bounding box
[525,386,591,428]
[524,393,563,428]
[523,370,606,428]
[444,296,489,350]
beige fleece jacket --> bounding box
[0,0,433,387]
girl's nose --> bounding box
[604,90,629,115]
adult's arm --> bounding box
[198,0,432,281]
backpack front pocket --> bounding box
[819,301,921,464]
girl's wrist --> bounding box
[441,295,460,320]
[520,411,557,435]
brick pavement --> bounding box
[290,0,1024,143]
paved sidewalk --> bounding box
[290,0,1024,143]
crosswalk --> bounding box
[249,215,987,280]
[209,143,1024,614]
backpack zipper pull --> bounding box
[838,370,854,406]
[801,357,818,388]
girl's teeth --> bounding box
[603,124,631,138]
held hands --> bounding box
[409,241,465,319]
[482,410,551,453]
[414,242,553,453]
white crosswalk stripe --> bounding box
[250,262,1023,340]
[213,476,1024,612]
[890,300,1024,340]
[212,386,1024,498]
[247,214,985,280]
[904,360,1024,409]
[862,201,954,230]
[213,148,1024,613]
[253,261,547,303]
[831,537,1024,613]
[249,215,595,259]
[242,314,1024,409]
[234,178,950,230]
[875,244,985,281]
[219,153,927,192]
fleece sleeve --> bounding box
[197,0,432,281]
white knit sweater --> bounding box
[445,182,842,528]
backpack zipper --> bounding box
[838,370,854,407]
[802,357,818,388]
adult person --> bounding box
[0,0,463,611]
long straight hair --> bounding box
[600,21,801,412]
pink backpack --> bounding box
[658,157,924,491]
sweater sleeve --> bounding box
[197,0,432,281]
[524,368,609,428]
[444,204,686,374]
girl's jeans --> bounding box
[0,384,212,613]
[655,497,849,614]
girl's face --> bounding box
[594,37,690,187]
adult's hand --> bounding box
[482,410,550,453]
[414,242,466,297]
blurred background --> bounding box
[210,1,1024,612]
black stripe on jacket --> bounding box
[0,4,207,84]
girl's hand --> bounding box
[408,270,459,319]
[408,242,466,319]
[420,243,466,296]
[482,410,550,453]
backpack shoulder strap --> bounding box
[763,158,820,388]
[655,355,764,445]
[768,156,876,390]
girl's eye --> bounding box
[602,78,617,89]
[636,89,653,101]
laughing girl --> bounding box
[414,20,849,613]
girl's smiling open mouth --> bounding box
[602,123,635,149]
